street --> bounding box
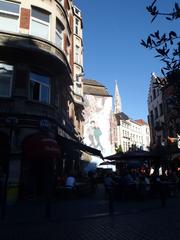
[0,184,180,240]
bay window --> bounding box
[30,7,50,40]
[0,63,13,97]
[0,0,20,33]
[30,72,50,104]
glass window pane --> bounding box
[32,7,49,22]
[31,19,49,40]
[56,19,63,33]
[0,0,19,14]
[0,75,11,96]
[0,63,13,97]
[0,13,18,32]
[30,81,40,101]
[55,32,62,49]
[30,72,49,85]
[41,85,49,103]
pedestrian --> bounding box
[104,173,115,214]
[158,175,168,207]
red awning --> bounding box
[23,134,60,160]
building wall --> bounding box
[67,5,84,139]
[116,119,150,152]
[148,73,165,146]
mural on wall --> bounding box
[83,94,114,171]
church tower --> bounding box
[114,80,122,114]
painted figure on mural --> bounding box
[86,121,96,148]
[94,124,103,151]
[87,121,103,151]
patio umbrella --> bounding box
[104,150,157,161]
[103,152,123,160]
[98,160,116,166]
[120,150,157,160]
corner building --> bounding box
[0,0,84,199]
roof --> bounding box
[135,119,148,125]
[115,112,129,121]
[83,79,111,96]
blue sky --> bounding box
[74,0,179,121]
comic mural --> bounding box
[83,94,115,171]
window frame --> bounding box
[30,6,50,41]
[29,72,51,104]
[0,63,13,98]
[0,0,20,33]
[75,44,80,64]
[55,18,64,50]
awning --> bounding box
[58,136,103,158]
[23,134,60,159]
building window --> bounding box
[150,111,154,126]
[75,8,79,15]
[30,7,50,40]
[29,72,50,104]
[0,0,20,33]
[159,103,163,116]
[153,89,156,99]
[0,63,13,97]
[155,107,158,119]
[75,18,79,35]
[75,45,80,64]
[55,18,63,49]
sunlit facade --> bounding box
[115,113,150,152]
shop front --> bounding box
[58,135,103,176]
[21,133,60,199]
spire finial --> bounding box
[114,80,122,114]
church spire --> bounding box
[114,80,122,114]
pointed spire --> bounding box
[114,80,122,114]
